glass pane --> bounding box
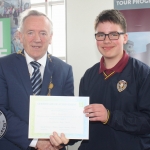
[31,0,64,3]
[30,6,52,53]
[50,5,65,58]
[30,0,44,4]
[50,0,64,1]
[30,6,45,14]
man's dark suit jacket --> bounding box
[0,51,74,150]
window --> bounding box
[30,0,66,61]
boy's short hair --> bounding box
[94,9,127,33]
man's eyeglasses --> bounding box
[95,32,125,41]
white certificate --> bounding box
[29,96,89,139]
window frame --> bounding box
[30,0,66,61]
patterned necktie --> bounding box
[30,61,42,95]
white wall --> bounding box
[66,0,114,96]
[66,0,113,149]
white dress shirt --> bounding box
[24,50,47,148]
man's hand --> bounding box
[50,132,69,148]
[36,139,52,150]
[84,104,108,123]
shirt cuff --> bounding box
[29,139,38,148]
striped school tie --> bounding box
[30,61,42,95]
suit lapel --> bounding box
[15,51,33,96]
[40,56,54,95]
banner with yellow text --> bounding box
[114,0,150,66]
